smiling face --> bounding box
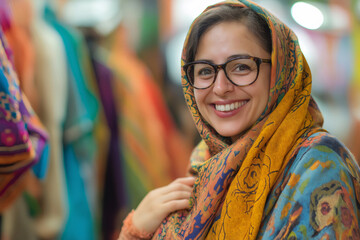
[194,21,271,142]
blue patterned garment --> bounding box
[259,132,360,239]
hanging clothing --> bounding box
[107,25,191,198]
[44,6,100,240]
[92,24,191,239]
[87,42,127,240]
[152,0,360,239]
[3,17,39,113]
[347,3,360,164]
[0,26,48,211]
[30,13,68,239]
[0,2,53,239]
[2,195,37,240]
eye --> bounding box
[233,64,251,73]
[194,65,215,79]
[198,67,213,76]
[227,58,256,76]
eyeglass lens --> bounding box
[187,58,258,89]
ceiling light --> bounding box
[291,2,324,30]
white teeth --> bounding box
[215,101,247,112]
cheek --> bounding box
[247,74,270,118]
[260,87,270,114]
[263,82,270,104]
[194,90,208,119]
[194,91,204,108]
[257,73,271,105]
[249,79,269,99]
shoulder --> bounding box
[297,131,351,159]
[293,132,360,185]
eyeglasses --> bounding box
[183,55,271,89]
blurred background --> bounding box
[0,0,359,239]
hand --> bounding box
[132,177,196,234]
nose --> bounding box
[213,69,234,95]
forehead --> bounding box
[195,21,267,61]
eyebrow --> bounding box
[227,54,251,60]
[195,54,251,63]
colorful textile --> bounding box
[0,26,48,211]
[3,16,39,114]
[89,46,127,240]
[108,26,191,191]
[347,0,360,164]
[351,0,360,90]
[259,133,360,239]
[31,15,68,238]
[154,0,360,239]
[0,0,11,32]
[44,7,99,240]
[107,25,191,237]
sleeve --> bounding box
[118,210,154,240]
[260,142,360,239]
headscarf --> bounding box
[153,0,325,239]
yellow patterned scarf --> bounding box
[154,0,325,239]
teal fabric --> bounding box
[32,143,50,179]
[62,145,95,240]
[44,6,99,240]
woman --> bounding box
[119,0,360,239]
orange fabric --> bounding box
[4,23,39,112]
[108,26,191,189]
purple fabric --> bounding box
[0,2,14,67]
[0,0,11,31]
[0,25,48,196]
[91,53,127,240]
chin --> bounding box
[214,125,249,141]
[216,129,242,139]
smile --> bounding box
[215,101,247,112]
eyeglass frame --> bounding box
[183,55,271,90]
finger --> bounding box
[165,184,194,197]
[163,199,191,213]
[173,177,197,186]
[160,190,192,203]
[148,177,196,198]
[154,182,193,197]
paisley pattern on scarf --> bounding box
[153,0,360,239]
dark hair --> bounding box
[185,5,272,63]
